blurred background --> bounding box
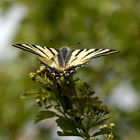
[0,0,140,140]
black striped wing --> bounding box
[13,44,58,58]
[13,44,118,76]
[66,48,119,70]
[13,44,60,70]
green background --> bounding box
[0,0,140,140]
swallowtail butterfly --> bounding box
[13,44,118,77]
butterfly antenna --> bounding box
[49,40,57,48]
[49,40,54,43]
[77,42,81,45]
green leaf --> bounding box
[56,117,78,133]
[57,131,82,137]
[34,110,58,123]
[92,130,107,137]
[92,117,110,127]
[21,89,40,98]
[92,128,112,137]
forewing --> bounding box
[67,48,118,67]
[13,44,58,60]
[13,44,61,72]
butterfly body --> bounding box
[57,47,71,67]
[13,44,119,77]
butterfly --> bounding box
[13,44,119,77]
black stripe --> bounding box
[47,47,56,56]
[51,57,58,67]
[90,49,119,58]
[81,49,118,59]
[107,49,118,53]
[68,57,77,65]
[74,49,84,56]
[31,44,49,58]
[82,49,98,59]
[13,44,42,57]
